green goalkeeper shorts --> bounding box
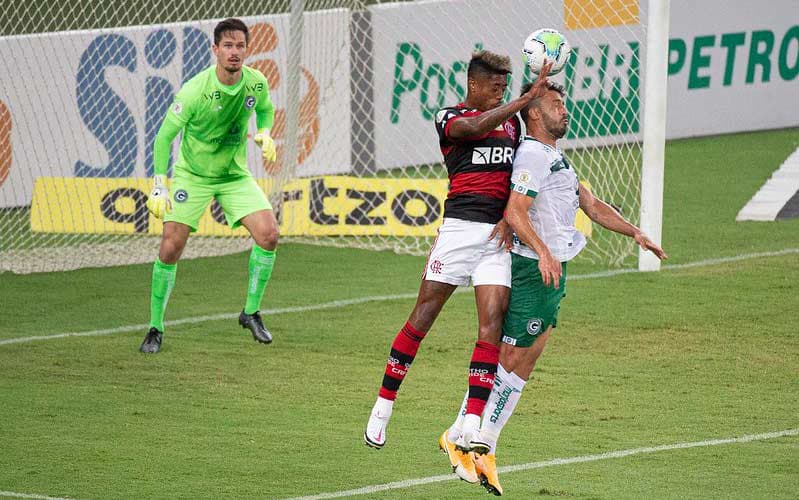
[501,253,568,348]
[164,169,272,232]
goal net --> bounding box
[0,0,647,273]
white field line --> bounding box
[0,492,81,500]
[285,428,799,500]
[2,428,795,500]
[2,248,798,347]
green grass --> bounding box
[1,128,798,499]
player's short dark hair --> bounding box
[214,18,249,45]
[467,50,512,79]
[519,80,566,123]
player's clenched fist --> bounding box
[254,129,276,162]
[146,174,172,219]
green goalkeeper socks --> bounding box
[149,258,177,332]
[244,245,276,314]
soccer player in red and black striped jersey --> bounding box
[364,50,552,480]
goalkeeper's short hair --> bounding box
[214,18,249,45]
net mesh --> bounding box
[0,0,647,273]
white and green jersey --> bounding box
[509,136,586,262]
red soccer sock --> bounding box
[378,322,427,401]
[465,340,499,415]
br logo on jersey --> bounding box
[244,96,256,109]
[472,146,513,165]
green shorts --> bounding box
[164,170,272,232]
[501,253,568,348]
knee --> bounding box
[159,237,185,263]
[477,319,503,343]
[255,225,279,250]
[408,302,439,333]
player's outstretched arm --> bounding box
[579,186,668,260]
[506,191,562,288]
[448,61,554,140]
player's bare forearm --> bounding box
[579,186,637,236]
[448,97,531,139]
[581,189,668,260]
[507,192,561,287]
[450,62,553,139]
[506,193,551,259]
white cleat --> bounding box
[364,408,391,449]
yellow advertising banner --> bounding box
[31,176,592,238]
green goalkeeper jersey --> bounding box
[156,65,274,179]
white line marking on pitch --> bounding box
[285,428,799,500]
[0,492,82,500]
[2,428,794,500]
[2,248,798,347]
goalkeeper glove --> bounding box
[254,129,277,162]
[146,175,172,219]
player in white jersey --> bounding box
[465,81,668,495]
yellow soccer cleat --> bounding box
[438,431,478,483]
[474,453,503,496]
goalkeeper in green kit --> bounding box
[140,18,278,353]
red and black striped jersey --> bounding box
[435,104,523,224]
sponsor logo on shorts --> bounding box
[244,96,256,109]
[174,189,188,202]
[502,335,517,346]
[430,259,443,274]
[526,318,543,335]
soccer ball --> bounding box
[522,28,571,76]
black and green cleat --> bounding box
[238,310,273,344]
[139,327,163,354]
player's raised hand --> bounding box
[146,174,172,219]
[254,129,277,162]
[524,60,554,101]
[538,250,562,289]
[634,232,668,260]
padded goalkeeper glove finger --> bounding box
[146,175,172,219]
[254,129,277,162]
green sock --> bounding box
[244,245,276,314]
[149,258,177,331]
